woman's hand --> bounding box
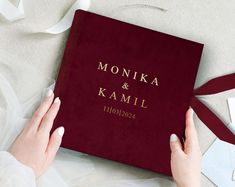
[9,89,64,178]
[170,108,202,187]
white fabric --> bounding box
[0,151,36,187]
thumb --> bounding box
[170,134,183,154]
[46,126,64,164]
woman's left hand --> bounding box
[9,89,64,178]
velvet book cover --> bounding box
[53,10,204,176]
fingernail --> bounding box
[189,107,194,116]
[54,97,60,103]
[170,134,178,142]
[46,89,53,97]
[58,127,64,136]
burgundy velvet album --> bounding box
[53,10,204,176]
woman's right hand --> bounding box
[9,89,64,178]
[170,108,202,187]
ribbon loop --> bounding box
[192,73,235,144]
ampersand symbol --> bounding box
[122,82,129,90]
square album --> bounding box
[53,10,204,176]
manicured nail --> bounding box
[58,127,64,136]
[46,89,53,97]
[170,134,178,142]
[54,97,60,103]
[189,107,194,116]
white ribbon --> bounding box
[0,0,167,34]
[227,97,235,134]
[0,0,24,22]
[44,0,90,34]
[0,0,90,34]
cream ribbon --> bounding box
[44,0,90,34]
[0,0,167,34]
[0,0,24,22]
[0,0,90,34]
[227,97,235,134]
